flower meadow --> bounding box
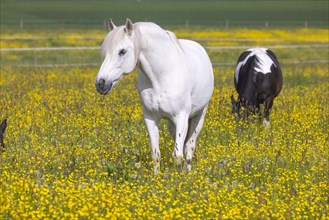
[0,28,328,219]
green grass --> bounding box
[1,0,328,28]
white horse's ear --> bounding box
[124,18,134,36]
[108,19,116,31]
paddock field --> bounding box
[0,27,328,219]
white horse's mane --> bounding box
[101,22,180,57]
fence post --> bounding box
[304,21,308,28]
[225,19,229,30]
[265,21,268,29]
[33,50,38,67]
[104,19,107,29]
[20,20,23,30]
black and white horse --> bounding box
[231,48,282,125]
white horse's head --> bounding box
[95,19,139,95]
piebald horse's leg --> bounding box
[143,111,161,173]
[263,95,274,126]
[184,106,207,172]
[172,112,189,165]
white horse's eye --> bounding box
[119,49,127,56]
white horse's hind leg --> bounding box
[184,106,207,172]
[172,113,189,165]
[143,112,161,173]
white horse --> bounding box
[95,19,214,172]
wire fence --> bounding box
[1,44,329,52]
[14,60,328,68]
[1,44,328,68]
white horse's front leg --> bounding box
[143,112,161,173]
[172,113,189,165]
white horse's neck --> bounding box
[135,23,183,89]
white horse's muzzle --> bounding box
[95,78,113,95]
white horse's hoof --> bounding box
[186,164,192,172]
[173,155,184,165]
[153,165,160,174]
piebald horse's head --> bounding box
[95,19,139,95]
[231,95,260,119]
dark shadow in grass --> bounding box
[0,119,7,153]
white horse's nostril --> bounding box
[98,78,106,89]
